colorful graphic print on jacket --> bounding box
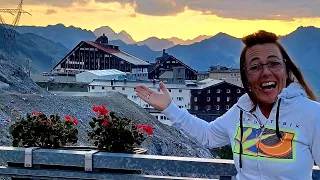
[233,126,297,162]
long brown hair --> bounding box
[240,30,317,104]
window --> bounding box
[227,89,231,93]
[216,89,221,93]
[217,97,220,102]
[91,86,95,89]
[179,89,182,93]
[102,87,105,90]
[132,95,137,99]
[194,97,198,102]
[207,97,211,102]
[112,87,115,90]
[227,97,230,102]
[237,89,241,93]
[178,106,183,108]
[226,105,230,110]
[177,97,183,101]
[206,105,211,110]
[194,105,198,110]
[122,87,125,90]
[168,89,171,92]
[216,105,220,110]
[198,91,201,94]
[207,89,210,93]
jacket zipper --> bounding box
[237,105,264,180]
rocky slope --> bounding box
[0,91,230,178]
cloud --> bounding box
[95,0,320,20]
[2,0,320,20]
[45,9,57,15]
[73,7,116,12]
[0,0,89,7]
[129,13,137,18]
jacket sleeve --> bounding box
[311,115,320,167]
[162,101,235,149]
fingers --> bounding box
[136,91,151,104]
[135,85,156,95]
[159,81,170,96]
[135,86,149,97]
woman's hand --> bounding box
[135,81,172,111]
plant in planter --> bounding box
[9,110,79,149]
[88,105,153,153]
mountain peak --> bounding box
[294,26,319,33]
[119,30,130,36]
[93,26,116,36]
[118,30,135,44]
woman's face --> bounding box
[245,43,288,104]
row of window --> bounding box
[194,105,230,111]
[132,74,148,77]
[153,115,170,120]
[194,96,238,102]
[199,89,241,94]
[91,86,188,93]
[92,86,125,91]
[230,73,240,77]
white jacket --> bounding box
[162,82,320,180]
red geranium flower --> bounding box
[32,110,43,115]
[64,116,78,125]
[136,124,153,135]
[92,105,109,117]
[92,106,100,112]
[64,116,71,121]
[102,117,109,127]
[73,117,78,125]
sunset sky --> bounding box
[1,0,320,41]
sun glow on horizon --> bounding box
[2,1,320,41]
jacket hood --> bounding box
[236,82,307,111]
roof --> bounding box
[196,71,209,75]
[149,55,197,74]
[195,78,243,90]
[209,65,240,73]
[89,79,193,89]
[84,69,126,76]
[197,78,224,89]
[210,70,240,73]
[88,78,242,90]
[85,41,150,66]
[159,71,173,79]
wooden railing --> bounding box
[0,146,318,180]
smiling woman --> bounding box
[135,30,320,180]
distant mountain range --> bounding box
[93,26,136,45]
[93,26,211,51]
[17,24,96,50]
[10,24,320,93]
[0,28,69,74]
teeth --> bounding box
[261,82,276,87]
